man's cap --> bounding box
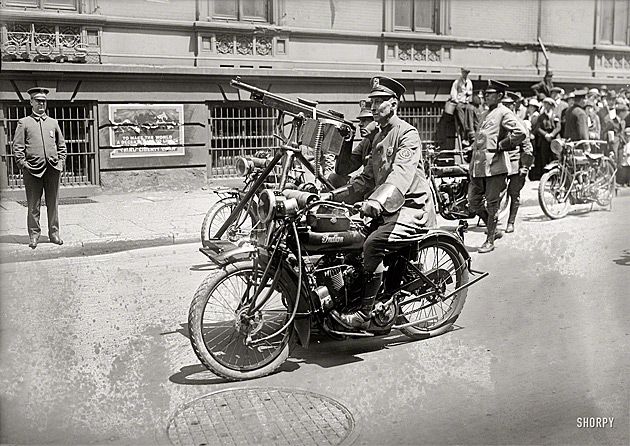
[600,84,608,91]
[507,91,523,102]
[27,87,49,100]
[588,88,600,97]
[567,91,576,99]
[485,80,510,94]
[501,96,515,104]
[461,67,471,73]
[527,98,541,108]
[357,99,373,119]
[573,88,588,98]
[544,71,553,77]
[368,76,406,99]
[550,86,563,93]
[542,97,556,106]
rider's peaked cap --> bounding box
[368,76,406,99]
[485,80,510,94]
[27,87,49,100]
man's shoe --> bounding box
[484,229,503,239]
[28,235,39,249]
[49,235,63,245]
[330,309,370,330]
[505,223,515,233]
[478,240,495,253]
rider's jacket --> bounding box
[12,113,66,177]
[340,114,435,227]
[470,103,526,177]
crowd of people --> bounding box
[450,69,630,186]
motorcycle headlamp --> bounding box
[235,157,252,176]
[257,189,299,223]
[550,139,564,157]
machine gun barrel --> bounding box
[230,77,355,130]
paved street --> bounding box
[1,195,628,445]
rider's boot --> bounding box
[506,200,518,233]
[479,216,498,253]
[331,271,382,330]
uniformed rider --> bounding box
[321,76,436,329]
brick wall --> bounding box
[97,0,196,21]
[540,0,595,47]
[450,0,538,42]
[282,0,382,32]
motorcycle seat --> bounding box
[433,165,469,177]
[586,152,605,160]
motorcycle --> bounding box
[200,151,309,245]
[538,139,616,219]
[424,144,509,228]
[189,189,487,381]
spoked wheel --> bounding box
[538,169,571,219]
[397,239,469,339]
[595,159,616,209]
[200,198,255,245]
[188,260,295,381]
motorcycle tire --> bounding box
[538,169,570,220]
[595,159,616,208]
[200,198,255,245]
[189,260,295,381]
[397,239,469,339]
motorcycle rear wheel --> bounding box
[189,260,295,381]
[538,169,571,219]
[397,239,469,339]
[200,198,255,245]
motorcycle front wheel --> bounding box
[188,260,295,381]
[538,169,571,219]
[595,159,616,208]
[397,239,469,339]
[200,198,255,245]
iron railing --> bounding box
[3,103,97,188]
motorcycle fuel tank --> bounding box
[298,229,365,253]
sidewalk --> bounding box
[0,180,622,264]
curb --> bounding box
[0,233,199,264]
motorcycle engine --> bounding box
[312,254,363,311]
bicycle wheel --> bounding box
[397,239,469,339]
[188,260,295,381]
[595,159,616,208]
[538,169,571,219]
[200,198,255,244]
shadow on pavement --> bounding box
[0,234,30,244]
[169,364,231,385]
[613,249,630,266]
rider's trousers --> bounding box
[506,173,526,224]
[468,174,508,225]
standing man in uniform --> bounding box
[12,87,66,248]
[502,93,534,234]
[328,100,378,187]
[469,80,526,253]
[322,76,436,329]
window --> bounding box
[600,0,630,45]
[211,0,270,22]
[1,0,78,10]
[394,0,439,33]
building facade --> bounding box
[1,0,629,197]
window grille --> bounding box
[398,102,443,146]
[3,103,97,188]
[208,103,278,177]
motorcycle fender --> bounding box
[543,161,559,172]
[419,229,471,263]
[258,251,312,348]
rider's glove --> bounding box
[359,200,383,218]
[319,192,332,201]
[518,167,529,176]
